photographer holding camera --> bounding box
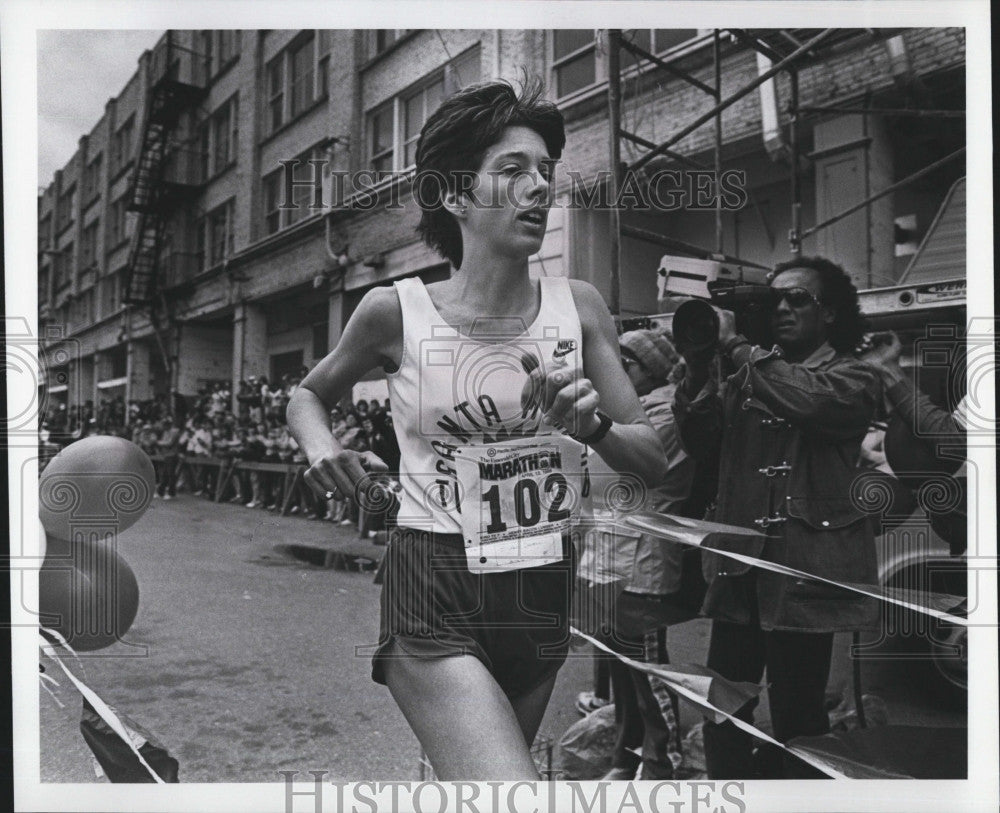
[672,256,882,779]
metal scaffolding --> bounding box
[603,27,966,315]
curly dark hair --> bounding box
[413,79,566,269]
[772,256,868,353]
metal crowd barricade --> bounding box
[148,454,307,515]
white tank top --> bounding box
[386,275,586,535]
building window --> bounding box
[83,153,103,203]
[99,271,121,318]
[261,143,326,235]
[369,29,410,57]
[201,30,241,78]
[56,185,76,233]
[267,55,285,132]
[39,213,52,253]
[53,243,73,293]
[262,172,282,235]
[111,115,135,176]
[218,30,240,68]
[264,31,331,137]
[366,45,480,174]
[198,125,211,182]
[204,94,239,178]
[203,198,235,268]
[551,29,704,100]
[317,30,331,98]
[70,287,95,331]
[200,30,214,74]
[290,34,315,118]
[39,268,50,306]
[81,220,100,269]
[108,196,130,248]
[552,30,597,98]
[369,104,395,174]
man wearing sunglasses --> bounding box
[672,255,882,779]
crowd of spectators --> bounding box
[40,370,401,531]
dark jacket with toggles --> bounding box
[673,341,882,633]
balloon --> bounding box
[39,436,155,541]
[39,536,140,651]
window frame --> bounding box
[368,29,411,59]
[38,213,52,254]
[551,31,599,100]
[260,141,328,236]
[266,54,286,133]
[83,152,103,205]
[204,93,239,180]
[81,219,101,269]
[99,270,122,319]
[549,29,713,103]
[110,114,135,178]
[53,241,74,293]
[107,195,130,250]
[289,33,315,119]
[204,198,236,268]
[56,184,77,234]
[202,30,241,79]
[364,45,481,175]
[263,31,330,139]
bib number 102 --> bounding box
[482,474,570,533]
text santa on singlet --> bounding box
[387,276,594,572]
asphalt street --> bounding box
[39,493,965,783]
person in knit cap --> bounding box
[602,329,707,780]
[619,330,678,390]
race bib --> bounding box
[453,435,588,572]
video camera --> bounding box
[658,255,777,352]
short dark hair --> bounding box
[414,79,566,268]
[772,256,867,353]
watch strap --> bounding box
[572,410,613,445]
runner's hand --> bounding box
[520,357,600,437]
[303,449,388,502]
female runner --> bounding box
[288,80,666,779]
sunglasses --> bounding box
[773,287,822,308]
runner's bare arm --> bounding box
[567,279,668,485]
[287,287,401,495]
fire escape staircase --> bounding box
[124,35,207,305]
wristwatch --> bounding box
[572,410,613,445]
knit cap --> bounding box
[619,329,679,381]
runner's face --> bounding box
[463,126,554,260]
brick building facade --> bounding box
[38,28,966,417]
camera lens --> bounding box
[673,299,719,353]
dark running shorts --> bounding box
[371,527,577,699]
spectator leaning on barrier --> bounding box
[673,256,881,779]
